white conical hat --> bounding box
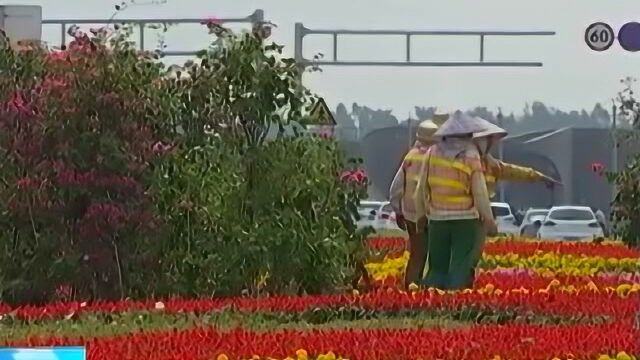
[432,107,450,126]
[415,120,439,143]
[472,117,508,139]
[434,110,487,137]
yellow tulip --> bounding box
[296,349,308,360]
[616,351,634,360]
[217,355,230,360]
[616,284,632,295]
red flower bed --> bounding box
[2,289,638,321]
[367,237,640,259]
[5,322,639,360]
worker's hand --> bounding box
[483,218,498,236]
[395,213,407,230]
[543,175,561,188]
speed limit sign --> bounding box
[585,22,615,51]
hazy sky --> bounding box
[23,0,640,117]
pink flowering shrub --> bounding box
[0,31,173,304]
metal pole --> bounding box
[497,108,505,202]
[407,113,412,150]
[43,10,264,55]
[612,102,618,174]
[138,23,144,51]
[293,26,555,68]
[611,102,618,217]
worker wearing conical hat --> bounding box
[468,117,560,286]
[473,117,559,199]
[389,118,442,289]
[414,111,497,290]
[431,107,450,127]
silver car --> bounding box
[491,202,520,235]
[519,208,549,237]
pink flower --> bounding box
[6,92,34,116]
[201,17,222,26]
[152,141,173,155]
[15,177,40,190]
[340,169,368,185]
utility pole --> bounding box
[407,112,412,150]
[611,101,618,215]
[611,101,618,174]
[497,108,506,202]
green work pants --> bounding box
[471,227,487,268]
[468,228,487,287]
[422,218,481,290]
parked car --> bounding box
[491,202,520,235]
[356,201,398,230]
[519,208,549,237]
[536,206,604,241]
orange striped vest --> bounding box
[400,146,429,219]
[425,145,481,211]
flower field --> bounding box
[1,236,639,360]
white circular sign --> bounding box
[585,22,615,51]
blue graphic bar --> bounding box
[0,347,86,360]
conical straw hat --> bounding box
[472,117,508,139]
[432,107,450,126]
[434,110,487,137]
[415,120,439,143]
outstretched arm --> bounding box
[487,155,547,182]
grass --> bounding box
[0,311,467,342]
[0,306,609,343]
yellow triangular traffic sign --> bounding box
[309,98,337,126]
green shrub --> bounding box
[0,22,367,304]
[151,137,364,297]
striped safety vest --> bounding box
[400,146,430,220]
[425,146,478,211]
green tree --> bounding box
[609,77,640,248]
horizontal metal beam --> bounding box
[299,28,556,37]
[294,23,555,68]
[303,60,543,67]
[42,10,264,56]
[42,9,264,25]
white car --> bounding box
[491,202,520,235]
[519,208,549,237]
[536,206,604,241]
[356,201,398,230]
